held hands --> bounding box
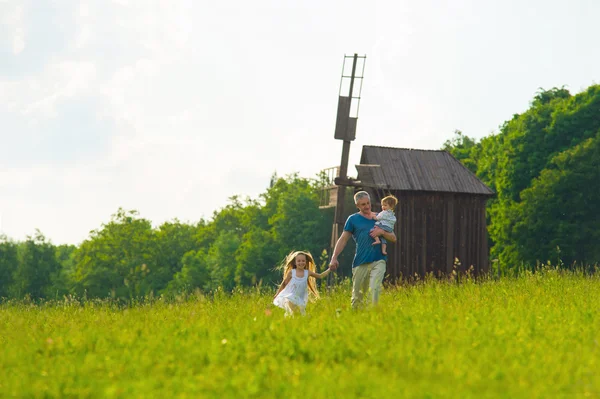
[329,258,339,270]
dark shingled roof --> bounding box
[356,145,495,196]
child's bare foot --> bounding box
[382,245,387,255]
[382,249,387,255]
[372,238,381,246]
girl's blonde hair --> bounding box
[279,250,319,299]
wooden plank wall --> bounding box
[382,191,490,281]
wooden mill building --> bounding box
[353,145,495,280]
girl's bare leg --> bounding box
[283,299,301,317]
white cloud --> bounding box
[13,35,25,54]
[1,4,26,54]
[23,61,98,117]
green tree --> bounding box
[265,174,331,257]
[488,86,600,265]
[195,174,334,291]
[514,131,600,266]
[153,220,198,294]
[0,236,18,298]
[207,232,241,291]
[71,209,155,299]
[11,231,61,298]
[442,130,479,174]
[234,228,278,286]
[199,197,254,290]
[165,249,211,294]
[443,85,600,269]
[52,244,77,297]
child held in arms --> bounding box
[370,195,398,255]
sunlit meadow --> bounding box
[1,268,599,398]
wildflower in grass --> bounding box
[273,251,331,317]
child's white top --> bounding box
[375,209,396,230]
[273,268,309,309]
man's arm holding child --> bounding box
[379,230,396,243]
[370,222,397,243]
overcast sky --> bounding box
[1,0,599,245]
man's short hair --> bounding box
[354,191,370,204]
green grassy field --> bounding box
[1,268,599,398]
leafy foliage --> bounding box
[515,132,600,266]
[0,174,338,299]
[442,130,479,173]
[71,209,156,298]
[0,236,18,298]
[443,85,600,269]
[11,231,61,298]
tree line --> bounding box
[0,174,358,300]
[2,85,599,299]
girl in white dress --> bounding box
[273,251,331,316]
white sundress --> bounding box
[273,268,309,314]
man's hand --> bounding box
[329,231,351,271]
[370,226,385,238]
[329,258,339,270]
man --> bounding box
[329,191,397,308]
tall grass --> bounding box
[1,268,599,398]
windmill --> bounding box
[319,54,367,265]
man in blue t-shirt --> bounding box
[329,191,397,308]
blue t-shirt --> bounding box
[344,213,387,268]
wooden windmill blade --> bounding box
[325,53,366,282]
[332,54,366,227]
